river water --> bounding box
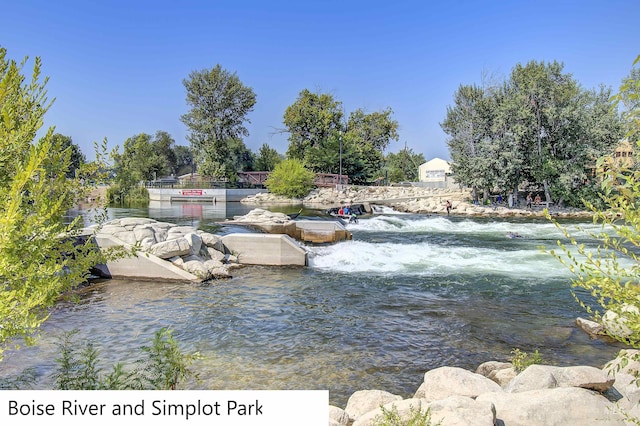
[0,202,625,407]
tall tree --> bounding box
[181,65,256,179]
[50,134,86,178]
[173,145,194,176]
[283,89,343,161]
[255,143,283,171]
[345,108,399,184]
[441,84,491,200]
[0,48,110,358]
[385,146,426,182]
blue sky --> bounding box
[2,0,639,162]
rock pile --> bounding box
[330,350,640,425]
[242,186,592,218]
[85,218,238,280]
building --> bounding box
[418,158,453,188]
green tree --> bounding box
[345,108,399,184]
[283,89,344,161]
[264,159,315,198]
[547,56,640,346]
[0,48,111,359]
[109,131,177,202]
[173,144,194,176]
[385,147,426,182]
[255,143,283,171]
[441,84,492,200]
[507,61,622,206]
[443,63,623,206]
[50,133,86,178]
[181,65,256,179]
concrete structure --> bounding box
[293,220,352,243]
[147,188,266,202]
[92,234,202,282]
[221,234,307,266]
[224,218,352,244]
[92,231,309,281]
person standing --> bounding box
[445,200,452,215]
[526,193,532,208]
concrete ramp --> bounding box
[221,234,307,266]
[93,234,201,282]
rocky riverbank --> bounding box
[242,186,593,219]
[329,349,640,425]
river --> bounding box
[0,201,625,407]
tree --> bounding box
[173,145,194,176]
[547,56,640,347]
[264,159,315,198]
[345,108,399,184]
[283,90,399,184]
[255,143,283,171]
[385,146,426,182]
[181,65,256,179]
[50,133,86,178]
[109,131,177,202]
[443,62,623,206]
[0,48,111,359]
[441,84,493,200]
[507,61,622,205]
[283,89,343,161]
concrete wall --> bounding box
[92,234,201,282]
[147,188,266,202]
[221,234,307,266]
[293,220,352,243]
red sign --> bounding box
[181,189,203,196]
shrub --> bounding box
[373,403,440,426]
[510,348,543,372]
[264,159,315,198]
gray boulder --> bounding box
[328,405,350,426]
[476,387,626,425]
[414,366,503,401]
[344,390,402,422]
[149,237,192,259]
[427,395,495,426]
[506,364,614,393]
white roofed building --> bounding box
[418,158,452,187]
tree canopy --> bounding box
[282,89,399,184]
[0,48,111,359]
[442,60,623,206]
[181,65,256,180]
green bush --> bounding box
[264,159,315,198]
[373,403,440,426]
[53,328,200,390]
[510,348,543,372]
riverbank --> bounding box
[241,186,593,219]
[329,349,639,425]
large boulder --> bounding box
[149,237,192,259]
[505,364,614,393]
[476,361,517,387]
[414,366,503,401]
[344,390,402,422]
[476,387,626,425]
[427,395,495,426]
[328,405,350,426]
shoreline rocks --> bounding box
[331,351,640,425]
[242,186,593,219]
